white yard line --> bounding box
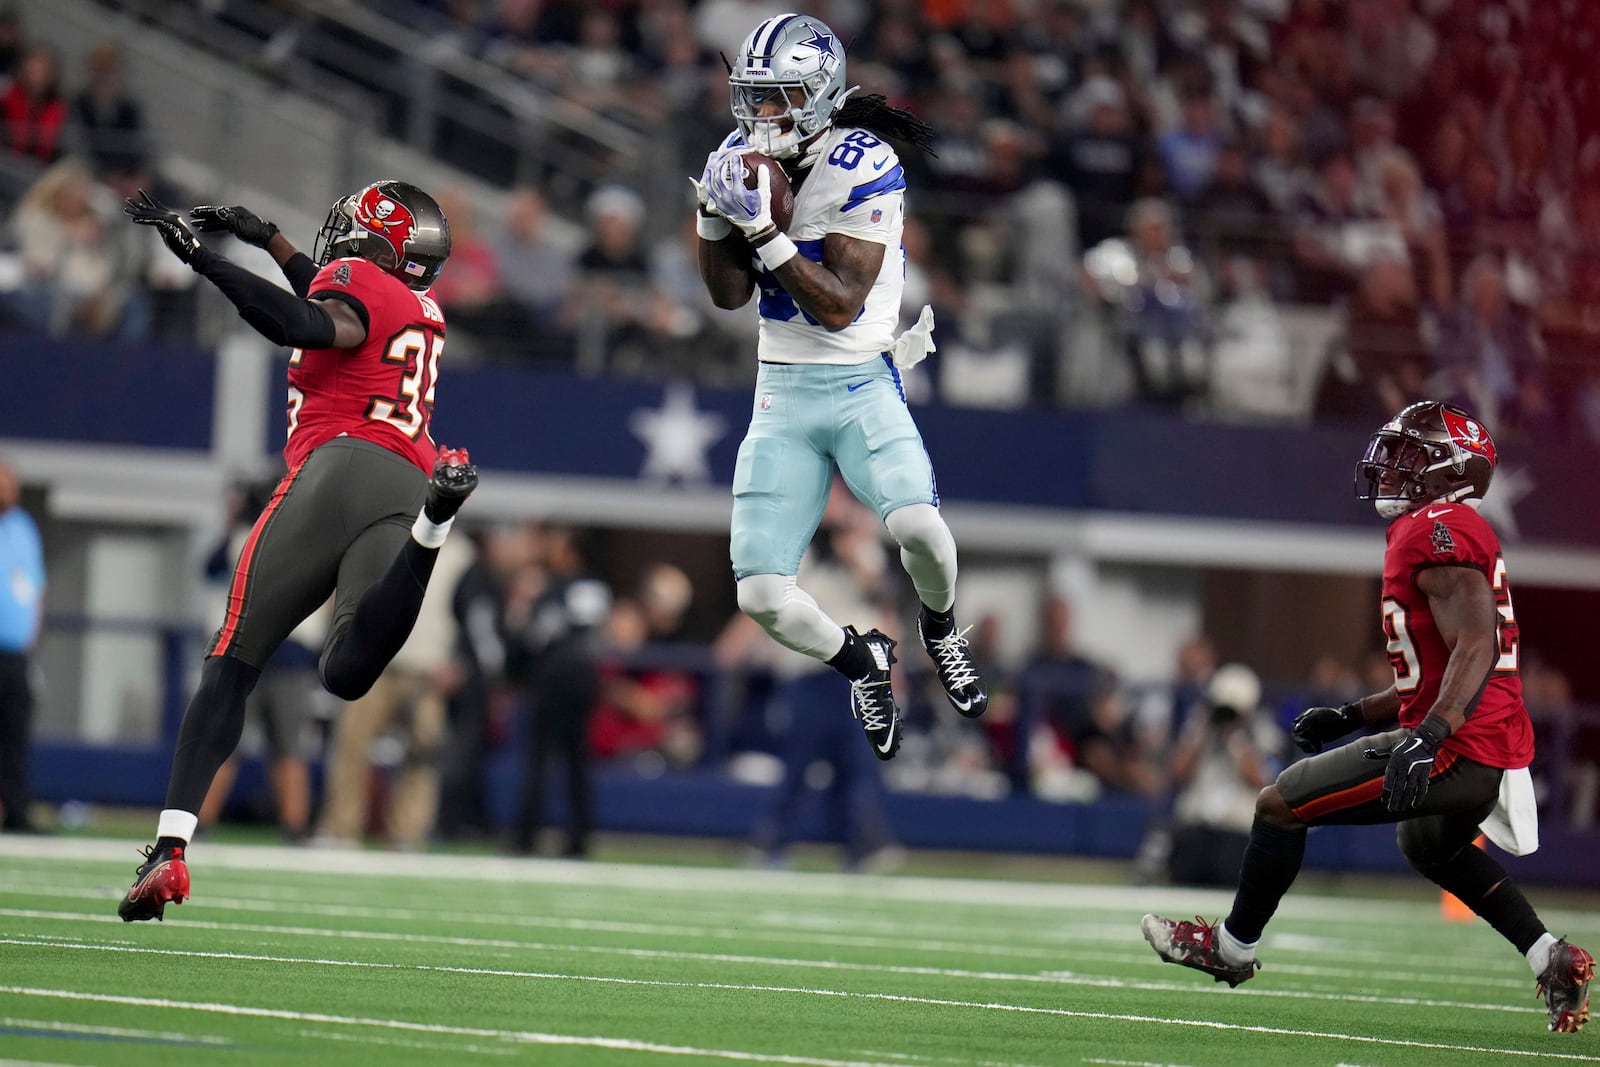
[0,921,1539,1012]
[0,987,917,1067]
[4,982,1596,1063]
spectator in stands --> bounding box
[1167,663,1281,886]
[1159,82,1224,202]
[0,455,43,833]
[6,158,147,341]
[436,524,511,843]
[1320,250,1433,423]
[1050,76,1142,251]
[1436,254,1549,438]
[1290,149,1383,302]
[1082,197,1213,407]
[1192,140,1280,298]
[488,185,577,362]
[506,524,611,857]
[0,44,64,165]
[566,184,650,373]
[1374,149,1451,309]
[69,42,150,184]
[591,563,703,771]
[1251,104,1307,216]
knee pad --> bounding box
[886,503,955,564]
[736,573,793,631]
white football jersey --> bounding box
[740,125,907,366]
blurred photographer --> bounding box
[1167,663,1282,887]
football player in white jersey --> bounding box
[693,12,985,761]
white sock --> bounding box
[1217,921,1258,965]
[1526,931,1559,976]
[411,512,453,549]
[156,809,199,845]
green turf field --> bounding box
[1,835,1595,1066]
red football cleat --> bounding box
[117,844,189,922]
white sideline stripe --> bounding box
[5,982,1599,1064]
[14,843,1600,940]
[0,1015,230,1046]
[1085,1059,1196,1067]
[0,987,910,1067]
[0,834,1470,925]
[0,1060,87,1067]
[0,924,1538,1013]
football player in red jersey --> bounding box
[1141,401,1592,1033]
[115,182,477,922]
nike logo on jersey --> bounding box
[847,380,873,392]
[871,157,889,171]
[1425,507,1452,518]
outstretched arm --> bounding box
[191,203,319,297]
[126,191,365,349]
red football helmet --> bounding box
[1355,400,1497,519]
[313,179,451,291]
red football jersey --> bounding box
[282,256,446,473]
[1380,502,1532,769]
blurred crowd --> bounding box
[0,0,1596,439]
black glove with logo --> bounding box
[1290,701,1363,754]
[190,204,279,248]
[1366,713,1452,812]
[124,190,203,264]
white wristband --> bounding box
[755,232,798,271]
[696,213,733,241]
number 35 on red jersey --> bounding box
[283,256,447,475]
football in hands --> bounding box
[741,151,794,234]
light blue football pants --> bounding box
[730,355,938,580]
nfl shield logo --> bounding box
[760,393,772,411]
[870,208,882,223]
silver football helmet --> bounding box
[729,13,850,159]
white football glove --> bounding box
[707,148,775,240]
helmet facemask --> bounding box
[729,14,848,161]
[1353,402,1496,519]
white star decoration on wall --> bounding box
[628,382,728,484]
[1479,465,1534,540]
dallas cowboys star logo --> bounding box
[800,25,835,58]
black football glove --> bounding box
[1290,701,1364,754]
[1365,714,1451,812]
[124,190,202,264]
[190,204,279,248]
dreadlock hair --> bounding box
[834,93,937,156]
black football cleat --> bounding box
[918,611,988,718]
[847,626,902,761]
[425,446,477,524]
[118,844,190,922]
